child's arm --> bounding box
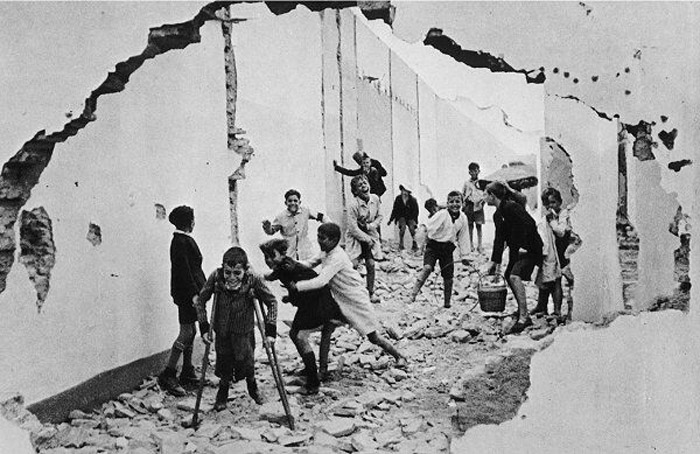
[295,258,344,292]
[193,270,217,338]
[455,217,471,262]
[251,274,279,339]
[333,160,362,176]
[347,204,374,244]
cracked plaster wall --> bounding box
[546,95,623,322]
[0,2,233,404]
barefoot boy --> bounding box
[462,162,486,253]
[260,238,344,394]
[409,192,470,308]
[286,223,407,368]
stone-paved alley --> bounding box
[7,247,566,454]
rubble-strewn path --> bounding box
[16,247,562,454]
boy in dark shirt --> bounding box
[158,205,206,396]
[388,184,419,251]
[260,239,344,394]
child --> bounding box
[286,223,407,368]
[334,151,388,199]
[387,184,419,251]
[194,247,278,410]
[260,238,345,394]
[262,189,326,261]
[484,182,543,334]
[346,175,383,304]
[409,193,470,308]
[532,188,578,322]
[158,205,206,397]
[462,162,486,253]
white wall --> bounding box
[0,2,231,403]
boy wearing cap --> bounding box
[388,184,419,251]
[333,151,388,199]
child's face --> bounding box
[544,195,562,213]
[285,195,300,214]
[361,158,372,173]
[223,263,246,283]
[356,178,370,196]
[264,250,286,269]
[317,232,338,252]
[469,168,480,180]
[447,195,462,214]
[484,191,498,207]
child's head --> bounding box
[424,198,438,215]
[541,187,563,212]
[284,189,301,214]
[484,181,507,206]
[317,222,341,252]
[468,162,480,179]
[352,151,365,166]
[169,205,195,232]
[222,247,248,285]
[350,175,370,197]
[259,238,288,269]
[361,156,373,173]
[446,191,463,214]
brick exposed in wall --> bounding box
[18,207,56,313]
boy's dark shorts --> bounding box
[463,202,485,225]
[505,250,542,281]
[424,240,456,279]
[176,299,198,324]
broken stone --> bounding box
[113,402,136,419]
[350,430,379,451]
[232,426,263,441]
[450,329,472,343]
[317,418,357,437]
[152,431,186,454]
[68,410,91,420]
[424,325,454,339]
[530,326,554,341]
[278,433,311,447]
[401,391,417,402]
[401,417,425,435]
[70,418,99,429]
[156,408,175,422]
[175,398,197,412]
[388,368,408,381]
[375,427,402,447]
[196,422,223,439]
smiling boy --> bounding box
[263,189,325,260]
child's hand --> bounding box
[262,220,273,234]
[202,332,212,345]
[266,336,276,345]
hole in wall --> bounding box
[154,203,166,220]
[86,223,102,246]
[19,207,56,313]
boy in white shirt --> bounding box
[409,191,470,308]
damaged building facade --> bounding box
[2,2,700,451]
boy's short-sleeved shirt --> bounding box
[272,206,319,260]
[425,209,470,259]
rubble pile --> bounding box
[18,247,561,454]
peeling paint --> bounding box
[668,159,692,172]
[658,128,678,150]
[18,207,55,313]
[154,204,166,220]
[86,223,102,247]
[422,28,545,84]
[622,120,657,161]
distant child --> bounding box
[260,238,345,394]
[409,192,470,308]
[531,188,578,322]
[286,223,407,368]
[346,175,383,304]
[194,247,278,410]
[484,182,543,334]
[388,184,419,251]
[158,205,206,397]
[262,189,326,261]
[462,162,486,253]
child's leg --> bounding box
[367,331,405,363]
[476,224,483,252]
[398,218,407,250]
[443,278,453,308]
[246,375,265,404]
[467,221,475,250]
[319,324,335,377]
[409,265,433,302]
[552,278,563,316]
[507,274,529,321]
[408,220,418,250]
[166,323,195,370]
[366,255,378,302]
[290,327,313,356]
[531,284,550,315]
[566,277,574,320]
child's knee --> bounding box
[422,264,434,273]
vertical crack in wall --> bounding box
[18,207,56,313]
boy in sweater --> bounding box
[409,192,470,308]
